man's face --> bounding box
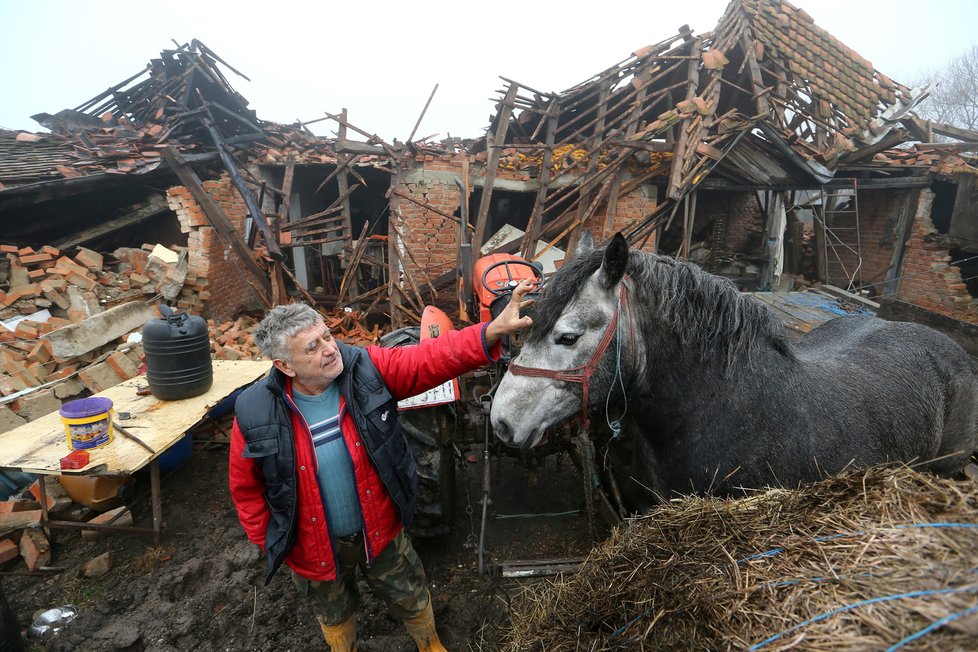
[275,321,343,395]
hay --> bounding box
[488,466,978,651]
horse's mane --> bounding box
[530,246,794,368]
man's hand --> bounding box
[484,278,536,346]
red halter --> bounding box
[506,281,632,430]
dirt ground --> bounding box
[2,436,595,651]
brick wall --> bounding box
[165,176,259,322]
[698,190,763,253]
[396,155,468,285]
[894,189,977,321]
[849,189,905,294]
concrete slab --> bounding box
[43,301,155,360]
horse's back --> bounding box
[797,315,978,472]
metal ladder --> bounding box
[819,180,862,291]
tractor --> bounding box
[381,179,616,575]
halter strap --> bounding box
[507,281,631,430]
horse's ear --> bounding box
[598,233,628,290]
[574,230,595,258]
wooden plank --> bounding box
[666,38,701,200]
[160,148,272,301]
[0,360,269,476]
[520,96,559,260]
[741,35,770,117]
[334,138,388,156]
[337,109,359,301]
[572,79,612,252]
[473,83,519,251]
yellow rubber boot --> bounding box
[320,611,357,651]
[403,601,448,652]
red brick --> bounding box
[41,286,70,310]
[66,270,97,291]
[18,252,53,265]
[81,506,133,540]
[106,351,139,381]
[74,247,104,271]
[0,538,17,564]
[44,365,77,382]
[51,256,89,277]
[26,339,52,364]
[13,320,38,340]
[19,528,50,571]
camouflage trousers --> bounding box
[290,530,430,626]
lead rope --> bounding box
[605,291,629,439]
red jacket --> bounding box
[229,322,499,582]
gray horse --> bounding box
[491,233,978,507]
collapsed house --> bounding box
[2,0,978,417]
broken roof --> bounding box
[472,0,953,247]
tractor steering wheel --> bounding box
[480,260,544,298]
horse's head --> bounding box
[491,232,632,449]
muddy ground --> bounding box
[3,436,595,651]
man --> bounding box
[229,279,535,651]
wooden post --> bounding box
[337,109,360,303]
[666,38,701,201]
[388,169,404,329]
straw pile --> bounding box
[487,465,978,651]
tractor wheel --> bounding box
[402,406,456,538]
[381,327,457,538]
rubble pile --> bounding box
[1,238,388,434]
[0,476,133,574]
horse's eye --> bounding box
[556,333,580,346]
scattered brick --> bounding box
[19,528,51,571]
[0,538,17,564]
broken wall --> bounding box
[894,189,976,320]
[166,176,259,322]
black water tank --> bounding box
[142,305,213,400]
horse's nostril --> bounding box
[494,418,511,442]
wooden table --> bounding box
[0,360,270,542]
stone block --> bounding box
[81,551,113,578]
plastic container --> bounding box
[57,475,127,511]
[59,397,113,450]
[142,305,213,401]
